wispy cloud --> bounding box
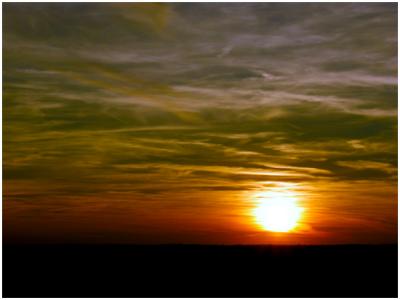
[3,3,397,244]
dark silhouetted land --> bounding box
[3,244,397,297]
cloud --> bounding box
[336,160,396,174]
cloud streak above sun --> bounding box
[3,3,397,244]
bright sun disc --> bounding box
[253,191,304,232]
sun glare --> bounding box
[253,190,304,233]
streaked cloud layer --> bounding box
[4,3,397,244]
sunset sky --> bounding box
[3,3,397,244]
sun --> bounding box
[253,190,304,232]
